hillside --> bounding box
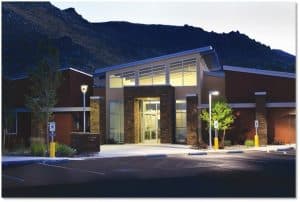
[2,2,295,77]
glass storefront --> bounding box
[175,100,187,143]
[109,101,124,143]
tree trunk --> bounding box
[222,129,226,148]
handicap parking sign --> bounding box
[48,122,56,133]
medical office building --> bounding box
[92,46,296,145]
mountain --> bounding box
[2,2,295,77]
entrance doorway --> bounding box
[140,98,160,144]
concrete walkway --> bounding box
[2,143,296,166]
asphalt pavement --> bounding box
[2,150,295,197]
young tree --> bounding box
[25,44,61,146]
[200,98,235,148]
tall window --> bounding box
[139,65,166,86]
[109,101,124,143]
[175,100,187,143]
[109,71,136,88]
[170,58,197,86]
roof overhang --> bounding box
[94,46,220,76]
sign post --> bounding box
[254,120,259,147]
[213,120,219,150]
[48,122,56,157]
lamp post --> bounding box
[81,84,88,133]
[209,90,219,149]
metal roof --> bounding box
[94,46,219,75]
[223,65,295,79]
[7,67,92,80]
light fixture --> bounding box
[81,84,88,133]
[208,90,219,149]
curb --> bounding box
[2,158,69,168]
[188,152,207,156]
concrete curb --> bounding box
[2,158,69,167]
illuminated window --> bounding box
[109,101,124,143]
[109,71,136,88]
[139,65,166,86]
[139,67,153,86]
[123,71,135,86]
[183,59,197,86]
[176,100,186,143]
[152,65,166,85]
[109,73,122,88]
[169,58,197,86]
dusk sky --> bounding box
[52,1,296,55]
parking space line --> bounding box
[38,163,105,175]
[2,174,25,183]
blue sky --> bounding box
[52,1,296,55]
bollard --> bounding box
[254,133,259,147]
[50,142,56,157]
[214,137,219,150]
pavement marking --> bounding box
[38,163,105,175]
[2,174,25,183]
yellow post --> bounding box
[254,133,259,147]
[50,142,56,157]
[214,137,219,150]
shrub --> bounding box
[30,143,46,156]
[244,139,254,147]
[224,140,232,147]
[55,143,76,157]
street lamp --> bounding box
[209,90,219,149]
[81,84,88,133]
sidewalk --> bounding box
[2,143,296,166]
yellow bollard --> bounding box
[214,137,219,150]
[50,142,56,157]
[254,133,259,147]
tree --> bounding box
[25,44,61,147]
[200,98,235,148]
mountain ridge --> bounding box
[2,2,295,77]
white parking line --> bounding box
[2,174,25,183]
[38,163,105,175]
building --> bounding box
[3,68,93,148]
[92,46,295,145]
[4,46,296,148]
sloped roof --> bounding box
[94,46,220,75]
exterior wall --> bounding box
[225,71,295,103]
[89,96,106,144]
[7,69,93,146]
[123,86,175,143]
[56,69,93,107]
[54,113,73,145]
[105,53,206,142]
[267,108,296,144]
[201,73,225,103]
[186,96,198,145]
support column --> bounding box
[186,95,198,145]
[255,92,268,145]
[90,96,105,144]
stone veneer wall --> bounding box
[90,96,106,144]
[255,92,268,145]
[186,95,199,145]
[124,86,175,144]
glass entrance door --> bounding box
[140,99,160,144]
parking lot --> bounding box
[2,150,295,197]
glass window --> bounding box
[139,67,153,86]
[175,100,186,143]
[123,71,135,86]
[169,58,197,87]
[109,73,122,88]
[183,59,197,86]
[170,61,183,86]
[109,101,124,143]
[6,111,17,134]
[153,65,166,85]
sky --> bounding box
[51,1,296,55]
